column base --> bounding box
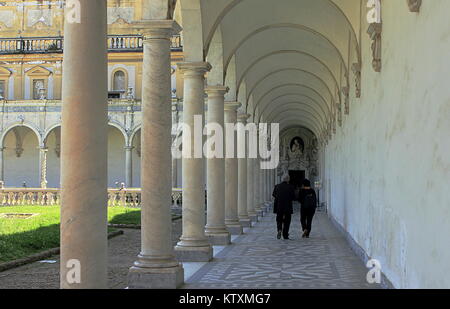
[239,218,252,228]
[128,264,184,289]
[206,232,231,245]
[249,214,258,223]
[174,245,213,262]
[226,224,243,235]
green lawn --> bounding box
[0,206,142,263]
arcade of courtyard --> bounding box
[0,0,449,290]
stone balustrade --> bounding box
[0,188,183,207]
[0,35,182,55]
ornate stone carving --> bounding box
[107,7,134,25]
[351,63,361,98]
[407,0,422,12]
[341,86,350,115]
[15,147,24,158]
[367,23,382,72]
[336,101,342,127]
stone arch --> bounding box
[203,0,360,60]
[2,124,41,187]
[252,84,332,119]
[262,102,327,129]
[236,50,339,98]
[1,122,42,147]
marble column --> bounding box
[60,0,108,289]
[125,146,133,188]
[237,113,251,228]
[128,20,183,289]
[0,147,4,185]
[204,85,231,245]
[224,102,243,235]
[174,62,213,262]
[39,147,48,188]
[254,158,263,217]
[260,169,267,215]
[247,157,258,222]
[171,101,179,188]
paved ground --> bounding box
[0,204,379,289]
[0,219,182,289]
[184,204,379,289]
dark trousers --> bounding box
[276,213,292,238]
[300,207,316,235]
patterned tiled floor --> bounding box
[184,204,380,289]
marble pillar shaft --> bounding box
[39,147,48,188]
[60,0,108,289]
[254,158,262,212]
[224,102,242,231]
[237,114,251,226]
[247,157,257,219]
[0,147,3,182]
[128,20,183,289]
[205,86,230,243]
[125,146,133,188]
[175,62,213,261]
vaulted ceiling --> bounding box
[175,0,363,142]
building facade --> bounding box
[0,0,184,188]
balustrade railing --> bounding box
[0,188,183,207]
[0,34,182,54]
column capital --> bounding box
[133,20,182,40]
[177,62,212,77]
[237,113,251,124]
[205,85,229,98]
[224,101,241,112]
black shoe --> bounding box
[283,236,290,240]
[277,231,281,239]
[302,229,308,238]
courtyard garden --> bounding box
[0,206,145,263]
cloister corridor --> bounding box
[0,204,380,289]
[0,0,449,291]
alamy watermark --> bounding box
[366,0,381,23]
[366,259,382,284]
[66,258,81,284]
[66,0,81,24]
[172,117,279,170]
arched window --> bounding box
[113,70,126,91]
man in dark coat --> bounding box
[299,179,317,238]
[272,173,296,240]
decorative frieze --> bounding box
[407,0,422,12]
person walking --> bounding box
[272,174,296,240]
[299,179,317,238]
